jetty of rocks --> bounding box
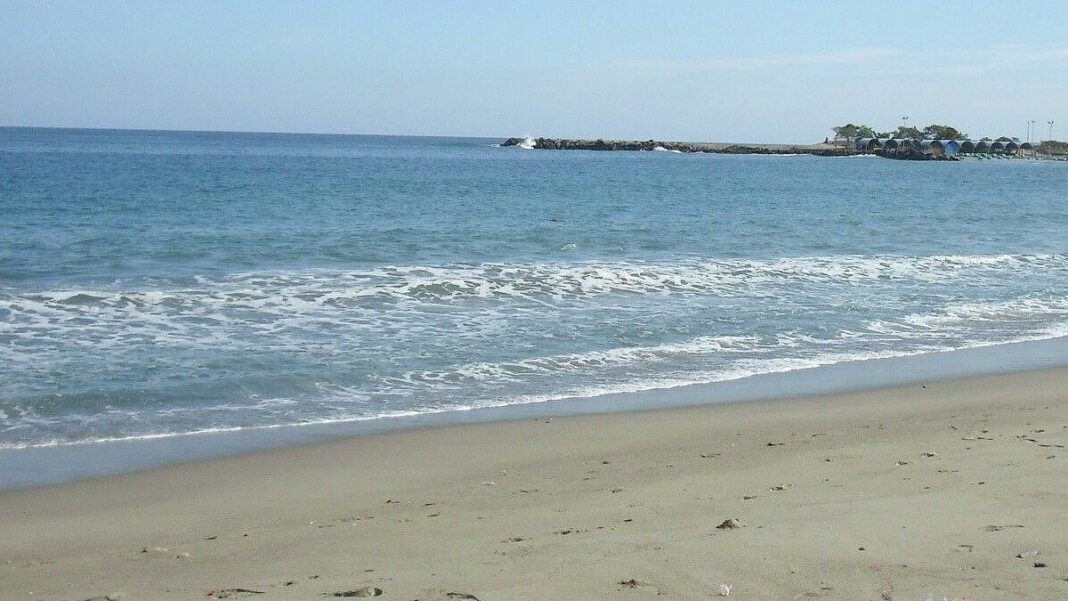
[501,137,855,156]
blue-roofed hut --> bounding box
[940,140,960,155]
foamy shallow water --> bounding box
[1,128,1067,452]
[2,338,1066,490]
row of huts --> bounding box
[854,138,1033,159]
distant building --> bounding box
[919,140,945,157]
[854,138,883,153]
[857,135,1026,159]
[940,140,960,155]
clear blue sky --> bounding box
[3,1,1066,142]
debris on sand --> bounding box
[982,524,1024,532]
[333,587,383,597]
[716,518,746,530]
[206,589,264,598]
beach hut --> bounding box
[1020,142,1034,151]
[940,140,960,155]
[893,138,919,159]
[855,138,882,153]
[919,140,945,158]
[1003,141,1019,155]
[976,140,993,153]
[960,140,977,153]
[990,141,1006,153]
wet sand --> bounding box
[1,367,1066,600]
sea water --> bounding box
[1,128,1066,451]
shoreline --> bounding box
[2,366,1066,599]
[2,336,1067,491]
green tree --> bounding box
[1038,140,1068,155]
[892,126,924,139]
[832,123,877,143]
[923,124,967,140]
[832,123,859,141]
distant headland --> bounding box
[502,121,1067,161]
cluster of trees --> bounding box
[1038,140,1068,155]
[831,123,969,143]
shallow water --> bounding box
[1,128,1067,449]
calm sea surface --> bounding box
[1,128,1066,448]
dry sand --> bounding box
[1,368,1066,600]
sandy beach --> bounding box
[2,367,1066,601]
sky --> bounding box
[2,1,1067,143]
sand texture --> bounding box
[1,368,1066,600]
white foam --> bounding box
[1,337,1030,451]
[3,252,1066,449]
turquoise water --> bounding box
[1,127,1066,448]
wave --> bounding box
[4,329,1064,450]
[1,252,1063,368]
[2,252,1065,449]
[4,253,1062,310]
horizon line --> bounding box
[0,124,515,140]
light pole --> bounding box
[902,116,909,134]
[1049,121,1055,156]
[1028,120,1036,157]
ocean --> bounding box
[2,127,1067,454]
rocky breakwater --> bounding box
[501,137,855,156]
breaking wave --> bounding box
[2,252,1066,448]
